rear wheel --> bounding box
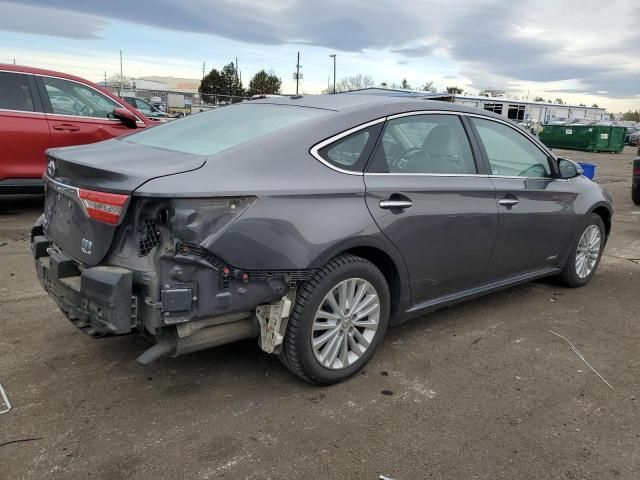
[280,254,390,384]
[557,214,605,287]
[632,185,640,206]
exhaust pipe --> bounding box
[136,316,259,365]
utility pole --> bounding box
[13,57,16,65]
[329,54,336,94]
[202,61,205,79]
[292,52,302,95]
[104,71,107,86]
[296,51,300,95]
[119,50,123,96]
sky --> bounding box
[1,0,639,112]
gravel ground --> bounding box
[0,147,638,480]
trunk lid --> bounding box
[46,138,205,193]
[43,139,205,265]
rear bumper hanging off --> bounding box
[32,233,137,337]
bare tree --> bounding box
[323,74,375,93]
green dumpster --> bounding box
[539,125,626,153]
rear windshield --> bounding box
[123,103,327,156]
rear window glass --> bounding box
[124,104,327,156]
[0,72,35,112]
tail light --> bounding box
[78,188,130,225]
[634,168,640,177]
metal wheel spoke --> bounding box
[322,331,343,366]
[339,333,349,367]
[345,279,357,311]
[315,309,341,322]
[313,327,340,349]
[339,281,349,313]
[351,328,370,349]
[352,294,376,316]
[325,291,341,315]
[351,282,368,313]
[354,303,379,322]
[347,333,362,355]
[313,322,338,332]
[353,318,378,328]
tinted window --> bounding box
[125,104,327,156]
[43,77,120,118]
[0,72,35,112]
[369,114,476,174]
[318,126,381,171]
[471,118,551,177]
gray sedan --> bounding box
[32,95,612,384]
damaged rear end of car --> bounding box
[32,103,330,364]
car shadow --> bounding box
[0,194,44,215]
[80,279,552,394]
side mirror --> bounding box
[113,107,138,129]
[557,157,583,179]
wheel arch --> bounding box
[589,203,612,240]
[309,237,410,324]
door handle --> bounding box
[498,197,519,207]
[52,124,80,132]
[379,198,413,210]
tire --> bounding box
[557,214,605,288]
[280,254,390,384]
[632,186,640,206]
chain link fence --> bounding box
[106,86,250,115]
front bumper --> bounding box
[32,231,137,337]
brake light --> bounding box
[78,188,130,225]
[634,168,640,177]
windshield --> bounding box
[123,103,327,156]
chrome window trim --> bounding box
[386,110,463,120]
[364,172,489,178]
[309,118,386,176]
[0,108,45,115]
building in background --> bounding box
[344,87,608,124]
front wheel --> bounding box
[280,254,390,384]
[557,214,605,287]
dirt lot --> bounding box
[1,147,639,480]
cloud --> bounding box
[3,0,640,99]
[391,45,435,58]
[0,1,105,39]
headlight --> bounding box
[171,197,256,247]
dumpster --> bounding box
[539,125,626,153]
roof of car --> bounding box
[0,64,101,86]
[251,93,505,121]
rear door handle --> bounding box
[52,124,80,132]
[498,198,519,207]
[379,199,413,210]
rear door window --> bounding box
[0,72,35,112]
[369,114,477,174]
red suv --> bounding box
[0,64,153,193]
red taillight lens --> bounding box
[634,168,640,177]
[78,188,130,225]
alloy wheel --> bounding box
[311,278,380,370]
[575,224,601,279]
